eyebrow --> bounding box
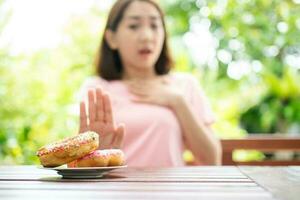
[125,15,161,21]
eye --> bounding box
[151,23,160,30]
[129,24,139,30]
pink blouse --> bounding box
[79,73,215,167]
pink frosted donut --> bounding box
[37,131,99,167]
[71,149,125,167]
[76,150,110,167]
[107,149,125,166]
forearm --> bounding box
[170,95,222,165]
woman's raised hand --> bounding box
[79,88,125,149]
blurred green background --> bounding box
[0,0,299,165]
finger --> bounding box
[95,87,104,122]
[103,93,114,124]
[112,124,125,148]
[79,101,88,133]
[88,89,96,123]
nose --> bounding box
[139,26,153,42]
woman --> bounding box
[79,0,222,167]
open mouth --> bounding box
[138,48,152,55]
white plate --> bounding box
[40,165,127,179]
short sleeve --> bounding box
[187,75,215,126]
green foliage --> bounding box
[163,0,300,137]
[240,68,300,133]
[0,4,103,164]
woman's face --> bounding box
[109,1,165,73]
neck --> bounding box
[122,66,157,81]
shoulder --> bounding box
[169,72,199,86]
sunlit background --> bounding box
[1,0,300,164]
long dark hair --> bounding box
[95,0,173,80]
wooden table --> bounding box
[0,166,299,200]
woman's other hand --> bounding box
[127,78,182,108]
[79,88,125,149]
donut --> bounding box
[37,131,99,167]
[70,149,125,167]
[107,149,125,166]
[76,150,110,167]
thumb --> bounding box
[112,123,125,148]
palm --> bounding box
[89,122,116,149]
[90,122,114,136]
[79,88,125,149]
